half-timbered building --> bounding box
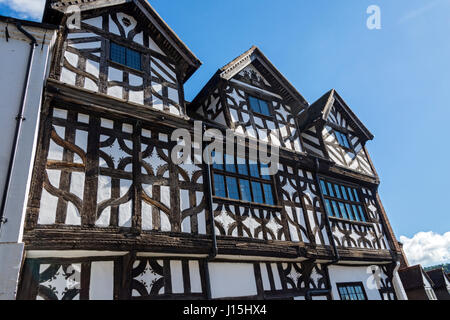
[6,0,408,300]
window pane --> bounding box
[213,174,226,198]
[263,184,274,205]
[347,187,354,201]
[345,203,355,220]
[258,100,270,116]
[336,132,343,146]
[225,154,236,173]
[239,179,252,202]
[352,205,360,221]
[327,182,335,197]
[358,206,366,222]
[339,202,348,220]
[261,163,271,180]
[237,157,248,175]
[251,182,264,204]
[110,43,126,65]
[344,135,350,149]
[320,180,328,196]
[341,186,348,200]
[126,47,141,70]
[325,200,333,217]
[249,160,260,178]
[212,151,224,170]
[331,201,340,218]
[249,96,261,113]
[226,177,239,200]
[334,184,342,198]
[353,189,360,201]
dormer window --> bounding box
[110,42,142,71]
[334,129,351,149]
[248,96,271,117]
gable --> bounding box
[56,3,188,117]
[235,64,272,90]
[43,0,200,82]
[219,46,308,111]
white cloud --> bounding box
[0,0,46,20]
[400,231,450,267]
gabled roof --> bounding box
[42,0,201,82]
[426,268,450,289]
[297,89,374,141]
[191,46,308,112]
[399,265,435,290]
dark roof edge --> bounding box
[0,15,59,30]
[333,91,374,141]
[219,46,309,109]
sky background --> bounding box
[0,0,449,267]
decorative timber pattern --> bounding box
[278,165,330,246]
[322,105,375,176]
[131,258,207,299]
[377,265,397,300]
[25,106,207,235]
[57,10,184,116]
[19,257,331,300]
[301,124,325,158]
[329,187,389,251]
[197,89,227,126]
[213,199,287,241]
[257,262,329,299]
[18,257,120,300]
[223,84,302,153]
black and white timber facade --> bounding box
[11,0,408,300]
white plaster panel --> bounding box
[209,263,257,299]
[170,260,184,294]
[90,261,114,300]
[189,261,202,293]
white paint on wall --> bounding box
[189,261,202,293]
[260,263,271,291]
[149,36,165,55]
[328,265,382,300]
[90,261,114,300]
[170,260,184,294]
[0,243,24,300]
[38,189,58,225]
[209,263,257,299]
[83,17,103,29]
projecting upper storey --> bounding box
[190,46,308,155]
[43,0,201,117]
[298,89,377,178]
[190,47,378,179]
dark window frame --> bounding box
[247,95,273,118]
[333,128,352,150]
[319,177,368,223]
[337,282,368,300]
[211,152,277,207]
[110,42,143,71]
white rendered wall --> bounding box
[0,22,55,299]
[89,261,114,300]
[328,265,382,300]
[208,262,257,299]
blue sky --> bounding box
[1,0,449,267]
